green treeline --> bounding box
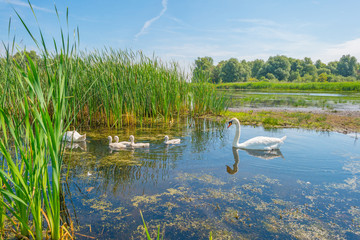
[193,55,360,83]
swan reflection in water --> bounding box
[226,148,285,175]
[226,148,240,174]
[243,149,285,160]
[64,141,87,151]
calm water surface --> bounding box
[220,89,360,111]
[63,119,360,239]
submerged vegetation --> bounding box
[1,2,360,240]
[0,3,228,240]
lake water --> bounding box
[63,119,360,239]
[220,90,360,112]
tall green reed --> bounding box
[0,3,76,239]
[0,4,228,239]
[2,48,228,128]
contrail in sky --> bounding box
[3,0,52,12]
[135,0,168,40]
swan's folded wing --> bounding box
[239,136,284,150]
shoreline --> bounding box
[229,107,360,118]
[222,107,360,134]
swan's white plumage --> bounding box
[63,130,86,142]
[228,118,286,150]
[129,135,150,148]
[114,136,132,147]
[164,135,181,144]
[107,136,127,150]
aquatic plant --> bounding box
[0,5,75,239]
[0,2,229,239]
[1,50,227,128]
[140,210,164,240]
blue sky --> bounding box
[1,0,360,71]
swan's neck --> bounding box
[233,121,241,147]
[108,137,112,145]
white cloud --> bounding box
[2,0,52,13]
[320,38,360,62]
[135,0,168,39]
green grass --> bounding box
[217,81,360,91]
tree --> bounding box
[318,73,328,82]
[12,50,40,67]
[250,59,264,78]
[290,58,302,71]
[220,58,242,82]
[337,54,357,77]
[238,60,251,82]
[288,71,300,82]
[260,55,290,81]
[315,59,326,69]
[193,56,214,82]
[327,61,338,74]
[212,61,225,83]
[317,67,331,75]
[301,57,317,76]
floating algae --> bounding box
[176,173,226,186]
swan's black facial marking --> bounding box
[227,120,233,128]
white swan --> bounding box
[63,130,86,142]
[114,136,132,147]
[227,118,286,150]
[107,136,127,150]
[129,135,150,148]
[164,135,181,144]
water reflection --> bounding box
[226,148,285,175]
[63,118,228,196]
[65,141,87,151]
[226,148,240,175]
[61,119,360,239]
[242,149,285,160]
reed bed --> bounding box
[0,3,228,239]
[1,49,227,128]
[217,81,360,91]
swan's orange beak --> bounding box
[227,122,232,128]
